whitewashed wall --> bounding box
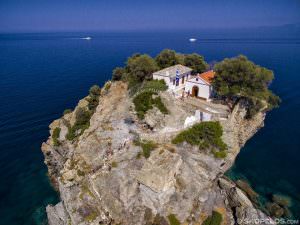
[153,72,191,90]
[185,78,211,99]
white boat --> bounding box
[81,37,92,40]
[189,38,197,42]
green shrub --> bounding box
[153,214,169,225]
[84,210,98,222]
[136,152,142,159]
[66,123,90,141]
[133,91,168,119]
[89,85,101,96]
[52,127,61,146]
[88,85,101,111]
[246,98,264,119]
[133,137,142,146]
[65,83,101,141]
[75,108,91,126]
[104,81,112,91]
[213,151,227,159]
[112,67,125,81]
[167,214,181,225]
[141,141,157,158]
[172,122,227,158]
[111,161,118,168]
[133,91,153,119]
[134,139,157,158]
[152,96,168,114]
[87,95,99,112]
[127,76,141,94]
[211,211,222,225]
[202,211,222,225]
[202,217,212,225]
[63,109,72,115]
[142,79,168,92]
[77,170,85,176]
[267,92,281,110]
[66,125,76,141]
[66,108,91,141]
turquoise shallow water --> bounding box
[0,30,299,224]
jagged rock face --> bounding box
[42,82,272,225]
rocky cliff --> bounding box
[42,81,273,225]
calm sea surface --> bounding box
[0,30,299,224]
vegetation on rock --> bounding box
[155,49,208,75]
[63,109,72,115]
[52,127,61,146]
[65,84,102,141]
[167,214,181,225]
[134,139,157,158]
[83,209,98,222]
[153,214,169,225]
[184,53,208,74]
[133,80,168,120]
[112,67,125,81]
[133,91,168,119]
[212,55,281,118]
[202,211,222,225]
[103,81,111,91]
[87,84,101,112]
[111,161,118,168]
[110,51,279,120]
[66,107,92,141]
[123,53,159,89]
[77,169,85,176]
[155,49,180,69]
[111,49,208,91]
[172,122,227,158]
[213,150,227,159]
[89,85,101,96]
[142,79,168,92]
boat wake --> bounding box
[80,37,92,40]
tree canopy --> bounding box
[184,53,208,74]
[112,67,125,81]
[109,52,280,118]
[111,49,209,90]
[212,55,280,117]
[125,54,158,84]
[155,49,180,69]
[155,49,208,74]
[89,85,101,96]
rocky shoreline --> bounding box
[42,81,274,225]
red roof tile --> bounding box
[199,70,215,84]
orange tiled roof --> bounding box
[199,70,215,84]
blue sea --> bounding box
[0,29,299,224]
